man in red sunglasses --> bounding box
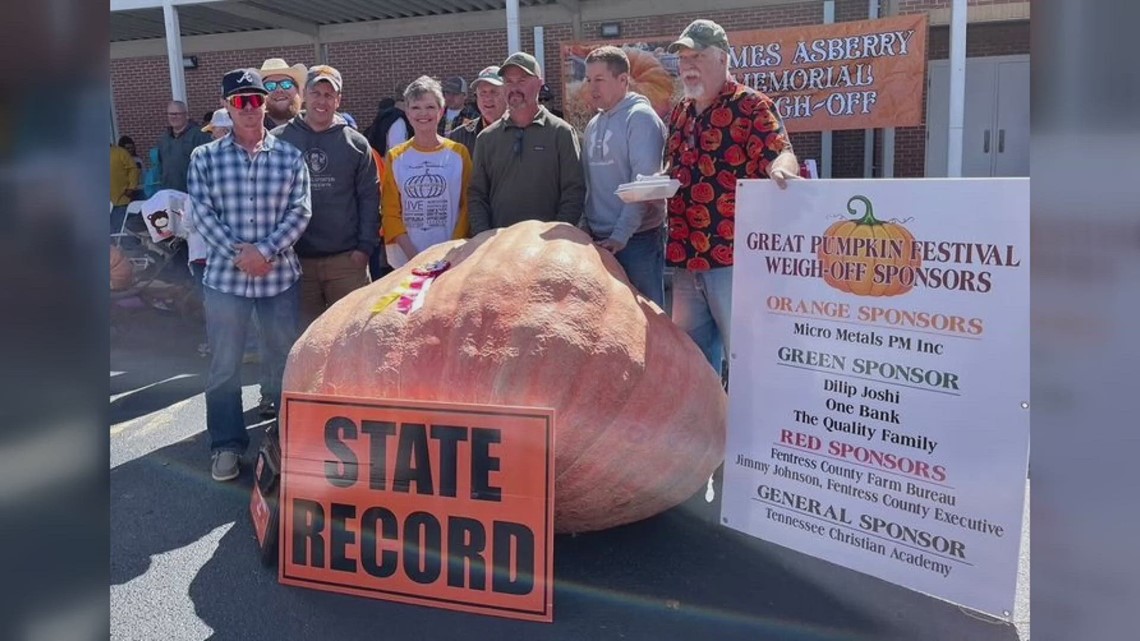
[187,67,312,482]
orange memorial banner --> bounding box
[560,14,927,133]
[279,393,556,622]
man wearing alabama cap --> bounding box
[449,65,508,157]
[663,19,800,378]
[187,67,312,482]
[259,58,307,128]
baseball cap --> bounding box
[306,65,343,92]
[202,108,234,132]
[470,66,503,88]
[498,51,542,77]
[441,76,467,95]
[667,19,731,54]
[222,68,268,98]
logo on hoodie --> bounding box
[588,128,614,167]
[304,148,329,174]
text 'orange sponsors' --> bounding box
[279,394,556,622]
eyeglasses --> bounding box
[513,128,524,159]
[227,94,266,110]
[263,79,296,92]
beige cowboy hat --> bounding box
[258,58,307,88]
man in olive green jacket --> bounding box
[467,52,585,236]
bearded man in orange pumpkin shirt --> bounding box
[664,19,800,376]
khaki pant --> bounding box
[300,251,371,326]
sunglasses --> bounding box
[263,79,296,92]
[227,93,266,110]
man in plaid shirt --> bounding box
[188,67,312,481]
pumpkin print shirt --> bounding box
[665,80,793,271]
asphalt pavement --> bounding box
[110,300,1029,641]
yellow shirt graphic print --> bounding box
[381,138,471,268]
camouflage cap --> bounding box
[471,66,504,88]
[667,19,730,54]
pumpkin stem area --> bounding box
[847,195,880,226]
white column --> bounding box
[881,0,896,177]
[534,26,545,72]
[864,0,879,177]
[163,0,187,103]
[110,77,120,144]
[821,0,834,178]
[506,0,521,55]
[946,0,967,176]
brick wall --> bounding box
[112,44,313,156]
[111,0,1028,178]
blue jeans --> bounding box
[671,267,733,373]
[203,282,300,453]
[615,226,665,308]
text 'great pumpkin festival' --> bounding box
[744,196,1025,295]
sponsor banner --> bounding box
[560,14,926,133]
[720,178,1029,618]
[279,394,556,622]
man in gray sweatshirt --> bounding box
[272,65,380,326]
[581,46,669,307]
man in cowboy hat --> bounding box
[259,58,307,128]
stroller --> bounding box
[110,192,190,309]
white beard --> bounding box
[682,83,705,101]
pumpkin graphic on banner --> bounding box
[818,195,922,297]
[405,166,447,199]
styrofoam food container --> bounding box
[615,178,681,203]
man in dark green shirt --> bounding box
[158,100,212,192]
[467,52,585,236]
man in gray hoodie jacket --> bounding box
[581,46,668,307]
[273,65,380,325]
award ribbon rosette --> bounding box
[371,259,452,315]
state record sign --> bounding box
[279,393,556,622]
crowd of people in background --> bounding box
[110,18,801,483]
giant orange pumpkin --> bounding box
[625,48,677,118]
[566,46,679,127]
[284,221,727,533]
[818,195,922,296]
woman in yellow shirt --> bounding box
[381,76,471,268]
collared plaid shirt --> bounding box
[187,132,311,298]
